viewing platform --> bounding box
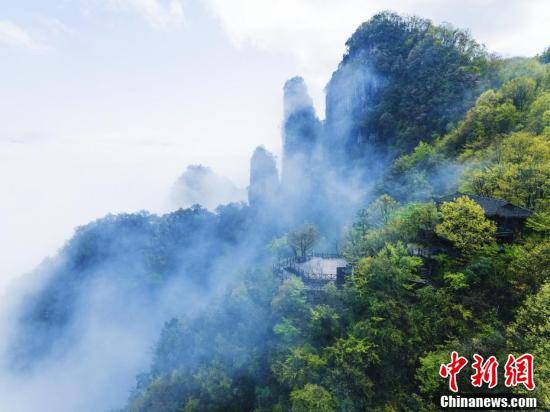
[273,253,351,290]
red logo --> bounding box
[471,354,499,389]
[439,352,535,392]
[439,351,468,392]
[504,353,535,390]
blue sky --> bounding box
[0,0,549,287]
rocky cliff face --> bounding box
[248,146,279,209]
[324,62,386,166]
[278,12,492,196]
[281,77,321,192]
[245,12,491,233]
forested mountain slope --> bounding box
[3,12,548,412]
[124,14,549,412]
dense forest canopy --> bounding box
[3,11,548,412]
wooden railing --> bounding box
[273,252,350,288]
[272,252,343,271]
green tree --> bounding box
[323,335,378,407]
[416,350,454,397]
[440,88,520,155]
[272,345,326,389]
[290,384,336,412]
[526,212,550,233]
[527,91,550,134]
[343,203,439,262]
[368,194,399,226]
[287,224,321,257]
[353,242,422,298]
[501,76,537,111]
[460,132,549,211]
[507,282,550,405]
[435,196,496,256]
[308,305,341,347]
[268,235,292,259]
